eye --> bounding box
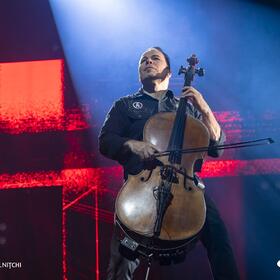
[151,55,161,61]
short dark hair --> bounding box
[149,46,171,71]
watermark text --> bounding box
[0,262,22,269]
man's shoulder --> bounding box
[115,90,145,108]
[119,91,144,101]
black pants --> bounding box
[106,194,240,280]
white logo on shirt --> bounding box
[132,102,143,109]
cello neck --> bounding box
[167,54,204,164]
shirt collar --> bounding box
[139,88,174,100]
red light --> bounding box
[0,159,279,191]
[0,59,64,133]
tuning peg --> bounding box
[196,68,205,77]
[178,65,186,75]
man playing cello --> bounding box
[99,47,240,280]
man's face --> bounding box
[138,48,170,83]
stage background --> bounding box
[0,0,280,279]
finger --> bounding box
[182,87,201,97]
[182,92,195,97]
[144,142,158,152]
[182,86,193,91]
[182,93,195,101]
[182,92,201,102]
[182,90,196,97]
[149,144,159,152]
[182,86,196,93]
[143,150,150,159]
[181,88,192,94]
[148,147,156,156]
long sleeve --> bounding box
[207,129,226,158]
[98,99,131,164]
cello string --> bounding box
[169,97,184,163]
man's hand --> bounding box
[181,86,210,115]
[124,140,158,159]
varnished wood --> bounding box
[115,112,209,241]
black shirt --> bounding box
[99,88,225,179]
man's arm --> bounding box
[99,99,157,164]
[201,109,226,158]
[98,99,131,163]
[182,86,226,158]
[201,110,221,141]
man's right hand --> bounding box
[124,140,158,159]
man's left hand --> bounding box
[181,86,210,115]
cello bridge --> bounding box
[160,165,179,184]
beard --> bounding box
[140,66,170,83]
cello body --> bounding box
[116,112,209,244]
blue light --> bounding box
[49,0,280,120]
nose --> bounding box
[146,57,153,64]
